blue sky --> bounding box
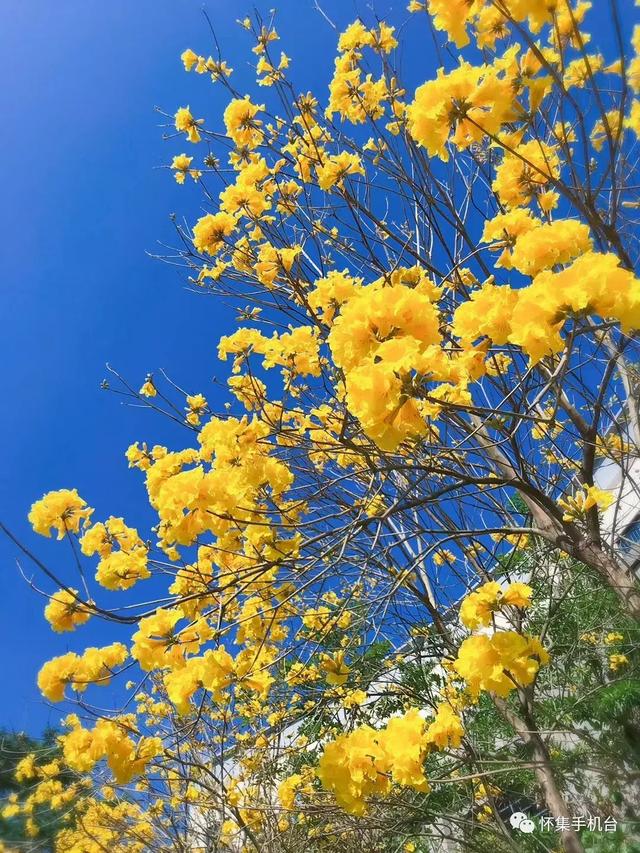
[0,0,385,735]
[0,0,633,735]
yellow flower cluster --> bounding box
[192,211,237,255]
[307,269,363,324]
[3,755,79,841]
[423,702,465,750]
[163,646,235,713]
[38,643,128,702]
[609,653,629,671]
[317,709,428,814]
[624,27,640,139]
[227,373,266,410]
[453,253,640,363]
[29,489,93,539]
[256,51,290,87]
[302,603,352,635]
[55,798,155,853]
[44,588,92,633]
[557,484,613,522]
[320,651,350,686]
[80,516,150,590]
[139,376,156,397]
[492,140,561,209]
[425,0,590,52]
[254,243,301,288]
[318,703,464,814]
[326,22,398,125]
[407,56,520,160]
[482,214,592,277]
[218,325,320,379]
[181,47,233,81]
[219,156,272,219]
[449,585,549,698]
[459,581,533,630]
[171,153,201,184]
[328,277,440,450]
[326,269,487,449]
[453,632,549,698]
[60,715,162,784]
[316,152,365,191]
[223,97,264,150]
[130,608,211,671]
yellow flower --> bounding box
[81,517,150,591]
[317,152,365,190]
[171,153,201,184]
[44,588,92,633]
[139,378,156,397]
[253,25,279,55]
[327,277,441,449]
[131,608,185,672]
[453,632,549,698]
[605,632,624,645]
[278,774,302,810]
[174,106,204,143]
[223,98,264,149]
[95,548,150,591]
[219,168,271,217]
[254,243,301,288]
[537,190,559,213]
[558,484,613,522]
[459,581,532,630]
[507,220,592,277]
[564,54,604,90]
[433,549,456,566]
[371,23,398,54]
[492,141,560,209]
[609,654,629,671]
[192,212,237,255]
[580,631,598,645]
[325,50,389,124]
[501,582,533,609]
[407,58,519,160]
[424,702,464,749]
[482,212,592,276]
[185,393,208,426]
[453,282,518,346]
[15,754,37,782]
[320,651,350,686]
[338,21,374,53]
[342,689,368,708]
[426,0,480,47]
[317,709,429,815]
[180,49,199,72]
[38,644,128,702]
[29,489,93,539]
[459,582,502,629]
[227,374,267,411]
[308,269,362,323]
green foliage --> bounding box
[0,728,73,850]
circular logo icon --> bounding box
[509,812,527,829]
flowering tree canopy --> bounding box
[4,2,640,852]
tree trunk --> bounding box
[575,541,640,620]
[493,698,585,853]
[472,415,640,620]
